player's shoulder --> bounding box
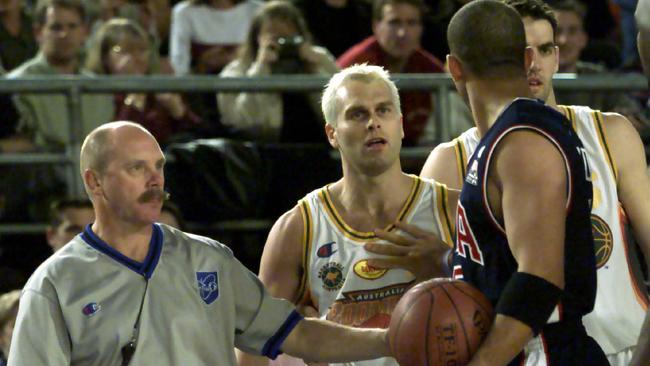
[420,137,465,185]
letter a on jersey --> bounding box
[197,271,220,304]
[456,204,484,265]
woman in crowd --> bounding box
[218,0,338,143]
[170,0,261,75]
[86,18,200,145]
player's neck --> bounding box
[335,168,413,219]
[91,217,153,263]
[467,78,532,135]
[546,90,558,108]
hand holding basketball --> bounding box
[388,278,494,366]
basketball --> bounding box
[388,278,494,366]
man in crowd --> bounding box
[46,198,94,252]
[0,0,113,153]
[337,0,445,146]
[549,0,648,132]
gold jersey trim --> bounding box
[592,110,618,181]
[558,104,578,132]
[453,138,467,188]
[318,176,423,242]
[296,199,313,306]
[435,182,455,247]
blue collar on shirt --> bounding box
[81,223,163,279]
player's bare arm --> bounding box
[420,141,463,189]
[281,318,390,362]
[258,206,306,303]
[468,131,567,366]
[237,206,306,366]
[601,112,650,269]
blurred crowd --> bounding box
[0,1,648,362]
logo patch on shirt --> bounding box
[591,214,613,269]
[466,160,478,186]
[318,262,345,291]
[82,302,101,317]
[196,271,219,304]
[353,259,388,280]
[317,241,337,258]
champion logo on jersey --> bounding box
[82,302,101,317]
[466,160,479,186]
[317,241,337,258]
[196,271,220,305]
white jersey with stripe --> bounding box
[297,175,454,366]
[451,106,649,355]
[558,105,648,355]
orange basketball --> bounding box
[388,278,494,366]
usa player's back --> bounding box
[453,98,596,323]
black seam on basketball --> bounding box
[392,288,433,363]
[449,281,492,316]
[440,285,472,359]
[425,292,434,366]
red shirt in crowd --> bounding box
[337,36,444,146]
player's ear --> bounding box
[447,54,464,82]
[325,123,339,149]
[524,46,534,73]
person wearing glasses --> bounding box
[85,18,201,146]
[7,121,390,366]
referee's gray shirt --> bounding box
[8,223,301,365]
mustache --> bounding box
[138,188,170,203]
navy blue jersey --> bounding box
[452,98,596,324]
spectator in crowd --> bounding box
[170,0,261,134]
[1,0,114,153]
[88,0,172,61]
[639,0,650,81]
[612,0,642,69]
[0,0,37,71]
[170,0,261,75]
[218,1,338,143]
[46,198,94,252]
[0,290,19,366]
[86,19,201,145]
[550,0,649,132]
[337,0,445,146]
[291,0,371,58]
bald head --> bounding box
[448,0,527,78]
[80,122,158,196]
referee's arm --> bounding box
[281,318,390,363]
[8,289,71,365]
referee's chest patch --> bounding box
[196,271,220,304]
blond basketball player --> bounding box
[238,65,456,366]
[413,1,650,364]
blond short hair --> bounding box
[321,64,401,126]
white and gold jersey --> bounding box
[559,105,648,356]
[296,175,454,366]
[452,106,649,357]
